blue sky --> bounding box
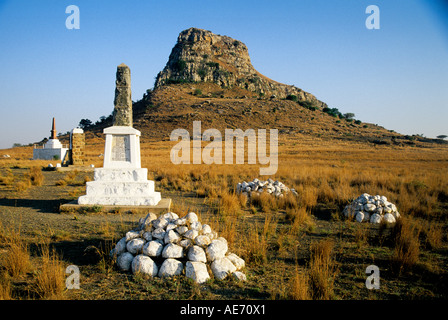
[0,0,447,149]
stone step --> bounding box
[77,195,162,206]
[93,168,149,182]
[78,193,162,206]
[85,181,156,197]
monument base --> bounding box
[60,198,171,214]
[78,167,161,206]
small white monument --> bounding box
[78,64,161,206]
[33,118,68,161]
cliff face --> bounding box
[154,28,327,109]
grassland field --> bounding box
[0,135,447,300]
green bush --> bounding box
[175,59,187,72]
[206,62,219,69]
[299,101,317,111]
[198,69,207,79]
[286,94,298,102]
[194,89,202,96]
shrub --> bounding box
[198,69,207,79]
[175,59,187,72]
[15,179,31,192]
[286,94,298,102]
[323,107,342,118]
[193,89,202,96]
[29,166,44,186]
[206,62,219,69]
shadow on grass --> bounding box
[0,197,74,214]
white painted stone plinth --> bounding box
[77,126,161,206]
[33,139,68,161]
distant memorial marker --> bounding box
[77,64,163,206]
[33,117,68,161]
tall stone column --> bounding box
[71,128,85,165]
[113,63,133,127]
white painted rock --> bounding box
[202,224,212,234]
[184,229,199,240]
[175,217,187,226]
[383,213,396,224]
[392,211,401,220]
[158,258,183,277]
[152,227,166,240]
[131,255,158,277]
[370,213,382,224]
[113,237,127,256]
[142,231,153,241]
[126,238,145,254]
[364,212,371,222]
[162,243,184,259]
[153,217,169,229]
[179,239,193,249]
[125,230,140,242]
[138,212,157,229]
[176,225,189,235]
[355,212,364,223]
[206,239,228,262]
[343,207,356,218]
[195,235,211,247]
[226,253,245,270]
[117,252,134,271]
[162,212,179,222]
[211,257,237,280]
[143,240,163,257]
[186,261,210,284]
[186,212,198,224]
[165,223,177,232]
[364,203,377,212]
[164,230,181,244]
[232,271,247,281]
[187,245,207,263]
[190,221,202,231]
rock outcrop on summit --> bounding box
[154,27,327,109]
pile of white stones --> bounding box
[236,178,298,198]
[110,211,246,284]
[343,193,400,224]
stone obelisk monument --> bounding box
[78,64,162,206]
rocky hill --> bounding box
[82,27,435,147]
[154,28,327,109]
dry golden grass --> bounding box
[308,239,335,300]
[35,244,66,299]
[29,166,44,186]
[289,269,311,300]
[1,129,447,300]
[0,272,12,300]
[0,222,31,278]
[390,217,421,275]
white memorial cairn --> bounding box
[78,63,161,206]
